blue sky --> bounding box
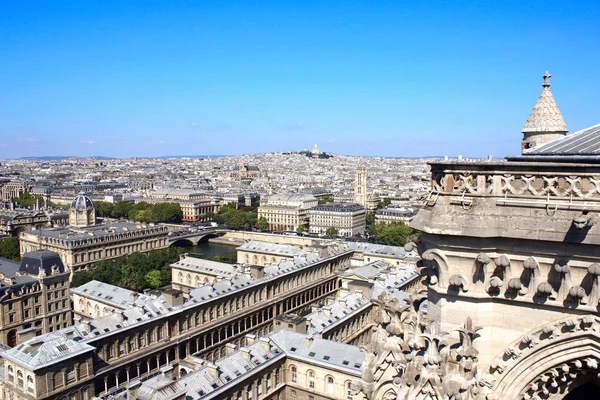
[1,1,599,159]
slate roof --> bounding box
[347,242,418,260]
[524,124,600,156]
[19,250,65,275]
[170,256,239,277]
[522,72,568,134]
[306,291,370,335]
[132,330,363,400]
[2,332,95,370]
[237,241,301,257]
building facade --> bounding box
[258,194,318,232]
[309,203,366,237]
[0,251,72,348]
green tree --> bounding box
[0,238,21,261]
[365,212,375,226]
[368,222,412,246]
[326,226,339,237]
[145,270,163,289]
[256,216,269,231]
[94,201,115,218]
[376,198,391,209]
[318,195,334,204]
[296,225,305,234]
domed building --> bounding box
[68,192,95,227]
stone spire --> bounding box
[521,71,568,153]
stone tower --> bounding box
[354,164,367,207]
[69,192,96,227]
[521,71,568,153]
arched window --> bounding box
[178,272,183,283]
[346,381,353,400]
[186,274,192,285]
[17,370,23,387]
[195,276,201,287]
[7,365,14,381]
[94,304,100,318]
[308,370,315,389]
[27,375,34,393]
[327,376,334,394]
[291,366,297,383]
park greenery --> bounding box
[94,201,182,224]
[14,192,68,210]
[0,238,21,262]
[71,247,183,290]
[326,226,339,237]
[367,222,415,247]
[256,216,269,231]
[211,202,257,230]
[318,195,334,204]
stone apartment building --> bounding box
[308,203,366,237]
[258,193,318,232]
[0,250,72,348]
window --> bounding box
[267,375,272,391]
[27,375,34,393]
[291,389,296,397]
[17,370,24,387]
[66,366,75,384]
[257,378,263,396]
[327,376,334,394]
[7,365,14,381]
[308,370,315,389]
[291,366,297,383]
[346,381,353,400]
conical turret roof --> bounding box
[522,72,568,134]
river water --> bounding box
[171,241,238,259]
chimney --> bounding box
[259,337,271,352]
[322,306,331,318]
[225,343,237,356]
[306,334,314,348]
[249,265,264,279]
[240,348,251,362]
[245,333,256,346]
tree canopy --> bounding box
[94,201,182,223]
[214,202,257,230]
[326,226,339,237]
[318,195,334,204]
[71,247,182,291]
[0,238,20,261]
[367,222,413,246]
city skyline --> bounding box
[1,1,599,159]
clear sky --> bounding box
[1,1,599,159]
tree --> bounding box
[365,212,375,226]
[376,198,391,210]
[256,216,269,231]
[145,270,163,289]
[367,222,412,246]
[296,225,305,234]
[0,238,21,261]
[326,226,339,237]
[318,195,334,204]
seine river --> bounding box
[171,241,238,259]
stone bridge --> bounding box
[167,228,229,246]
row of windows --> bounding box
[290,367,353,399]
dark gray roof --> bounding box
[19,250,65,275]
[71,192,94,210]
[526,124,600,155]
[312,203,365,212]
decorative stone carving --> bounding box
[450,274,469,292]
[354,292,482,400]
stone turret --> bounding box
[521,71,568,153]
